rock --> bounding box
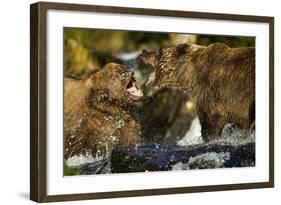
[111,143,255,173]
[78,158,111,175]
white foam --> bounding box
[177,117,255,146]
[66,152,103,167]
[177,117,203,146]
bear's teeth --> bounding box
[127,82,143,98]
[146,71,156,87]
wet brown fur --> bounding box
[64,63,141,159]
[139,43,255,141]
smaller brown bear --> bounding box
[138,43,255,142]
[64,63,143,159]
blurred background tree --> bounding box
[196,35,255,47]
[64,28,254,78]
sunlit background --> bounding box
[64,28,255,77]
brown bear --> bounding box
[138,43,255,142]
[64,63,143,159]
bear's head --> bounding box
[86,63,143,106]
[138,44,204,88]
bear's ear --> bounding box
[85,73,100,88]
[85,77,94,88]
[158,46,164,54]
[142,49,149,54]
[176,44,188,56]
[140,49,157,57]
[189,44,205,52]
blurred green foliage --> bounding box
[64,161,80,176]
[197,35,255,47]
[64,28,170,77]
[64,28,169,53]
[63,27,255,77]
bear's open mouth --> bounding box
[126,77,143,100]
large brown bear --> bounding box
[64,63,143,159]
[138,43,255,142]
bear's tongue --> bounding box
[127,81,143,99]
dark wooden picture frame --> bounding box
[30,1,274,202]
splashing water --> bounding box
[177,117,255,146]
[177,117,203,146]
[66,152,103,167]
[172,152,231,170]
[217,123,255,145]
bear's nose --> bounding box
[121,71,133,78]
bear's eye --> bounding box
[108,74,116,80]
[121,72,131,79]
